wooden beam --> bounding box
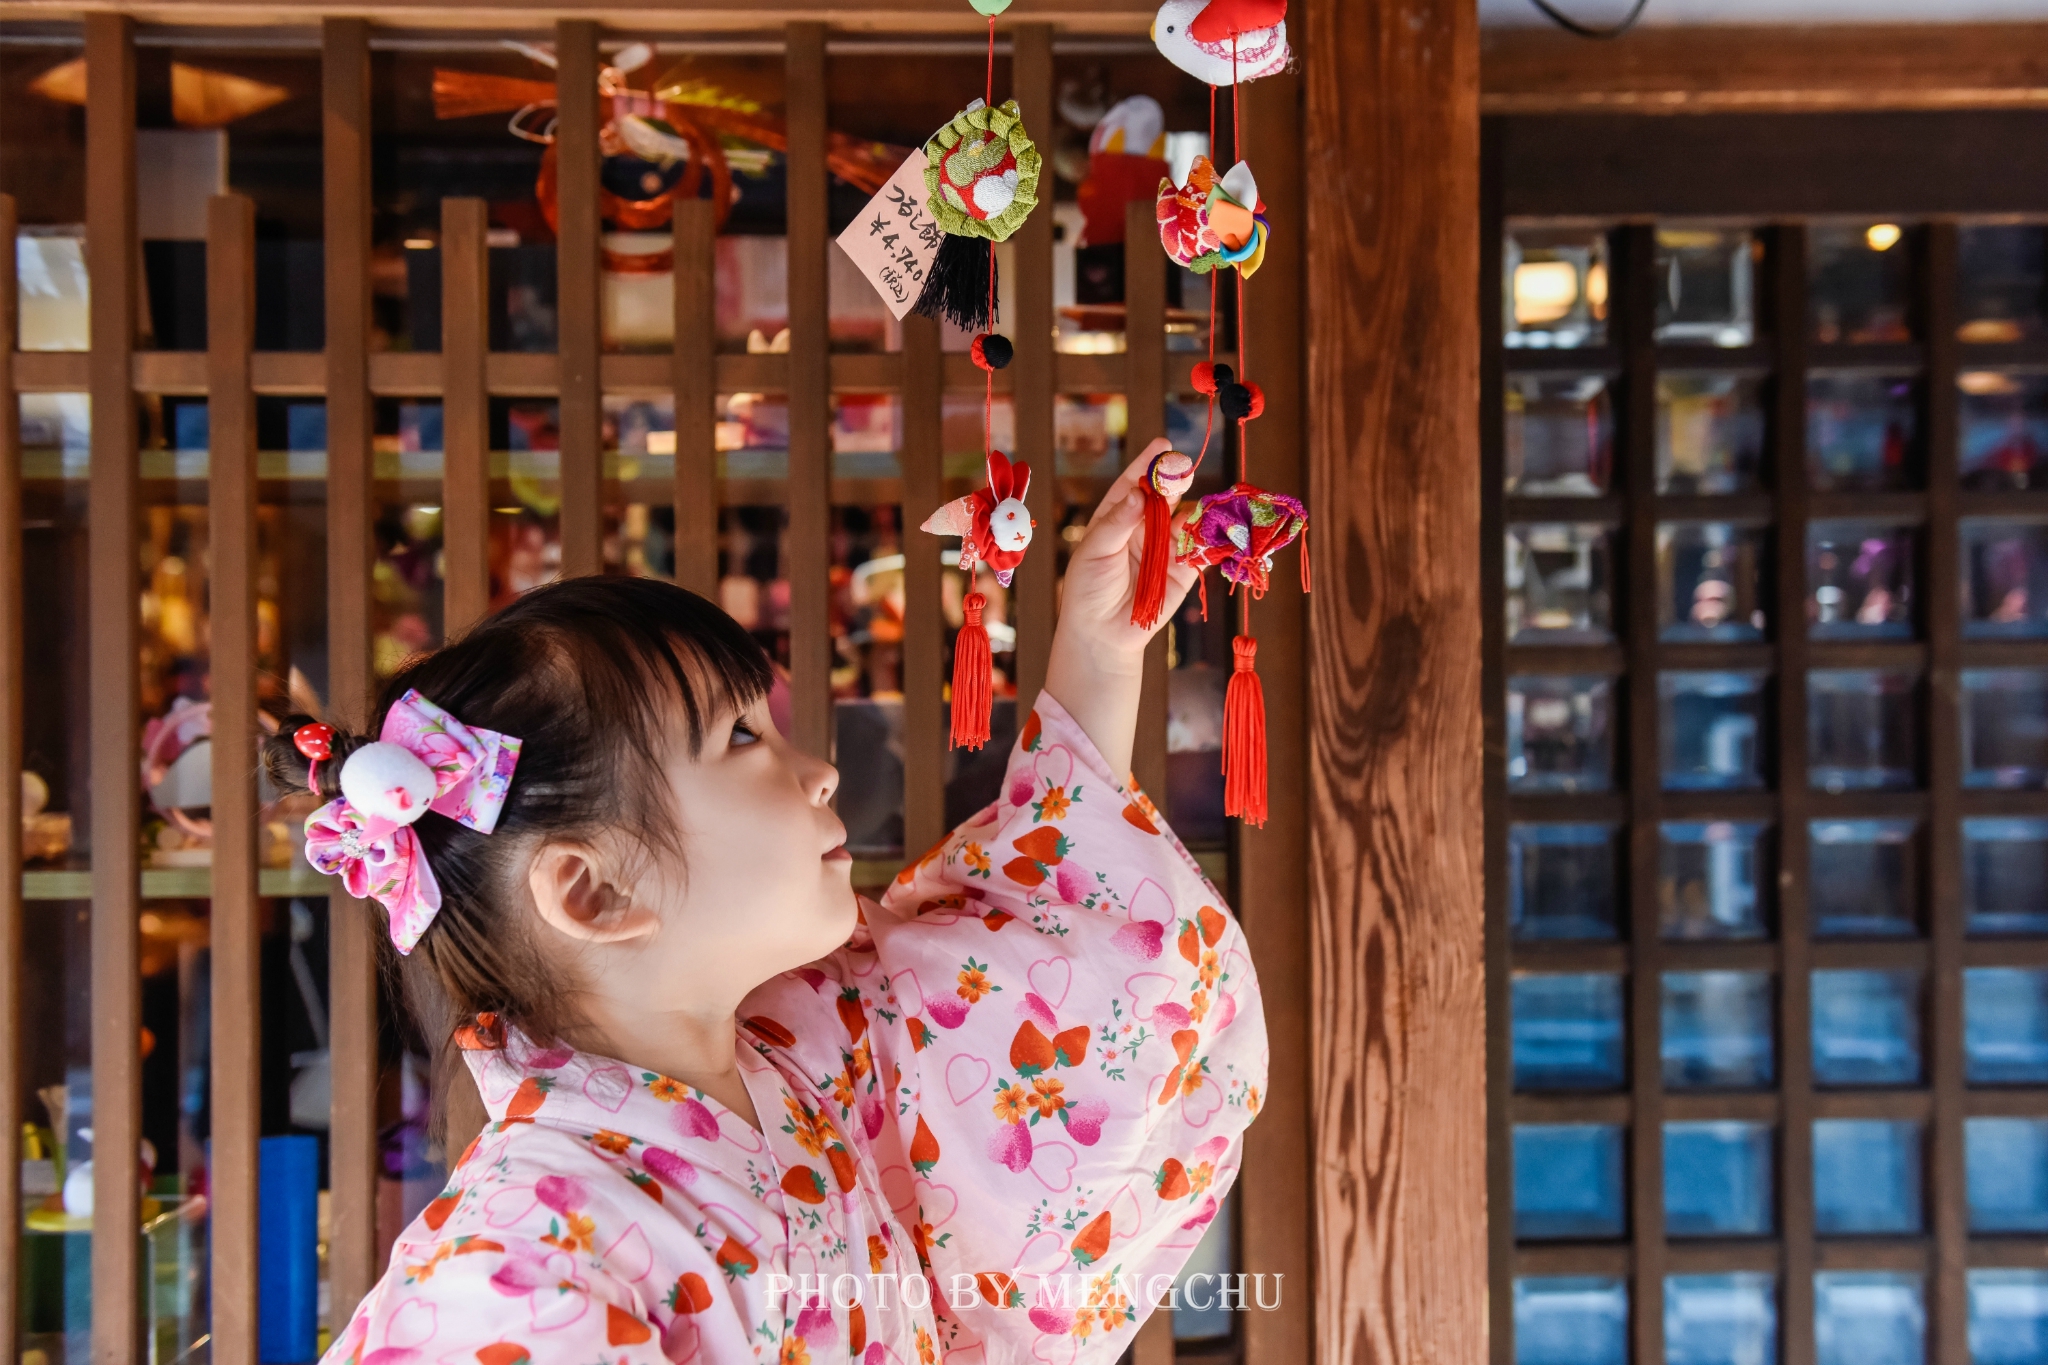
[901,314,945,860]
[1479,119,1511,1365]
[1236,64,1313,1365]
[1483,24,2048,116]
[1616,221,1668,1365]
[0,191,22,1365]
[321,17,381,1328]
[556,19,603,579]
[672,196,717,597]
[443,197,491,633]
[0,0,1163,31]
[1305,3,1486,1365]
[85,14,145,1363]
[206,191,261,1365]
[785,21,831,759]
[1925,221,1968,1365]
[1123,198,1167,804]
[1770,224,1818,1365]
[1009,22,1057,722]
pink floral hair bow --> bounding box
[301,689,523,954]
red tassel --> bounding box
[1300,522,1311,593]
[950,592,993,750]
[1222,635,1268,827]
[1131,480,1173,630]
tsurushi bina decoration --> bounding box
[920,449,1034,590]
[905,0,1046,752]
[911,98,1042,334]
[921,450,1034,749]
[1145,0,1306,828]
[1151,0,1291,86]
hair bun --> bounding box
[261,713,374,800]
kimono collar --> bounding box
[457,1015,770,1156]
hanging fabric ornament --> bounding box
[1172,484,1308,827]
[1156,156,1269,279]
[1131,448,1196,631]
[1152,0,1291,86]
[921,450,1035,750]
[909,98,1043,334]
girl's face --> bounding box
[644,691,856,991]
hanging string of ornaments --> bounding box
[849,0,1307,829]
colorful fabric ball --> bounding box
[1173,483,1307,597]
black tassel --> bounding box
[911,236,998,333]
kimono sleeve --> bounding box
[320,1233,682,1365]
[859,693,1268,1361]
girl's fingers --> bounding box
[1087,438,1178,528]
[1073,485,1145,565]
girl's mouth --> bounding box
[824,846,852,864]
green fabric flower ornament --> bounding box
[921,98,1042,244]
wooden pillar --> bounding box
[1009,23,1057,720]
[1302,3,1486,1363]
[784,22,831,758]
[206,192,261,1365]
[320,16,381,1324]
[1123,200,1168,802]
[85,15,145,1361]
[442,198,491,632]
[672,197,718,597]
[0,191,23,1365]
[555,20,603,579]
[901,315,946,859]
[1237,66,1314,1365]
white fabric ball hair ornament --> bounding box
[339,741,439,825]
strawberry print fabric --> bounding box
[322,695,1266,1365]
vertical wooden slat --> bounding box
[1123,200,1168,800]
[1304,0,1486,1358]
[84,14,143,1363]
[555,20,603,580]
[1923,219,1966,1365]
[321,16,380,1325]
[902,315,945,858]
[1130,1310,1174,1365]
[443,198,491,633]
[1234,62,1316,1361]
[784,22,831,758]
[672,196,718,597]
[206,192,260,1365]
[1477,119,1513,1365]
[0,191,24,1365]
[1618,221,1668,1365]
[1009,23,1057,721]
[1772,223,1818,1365]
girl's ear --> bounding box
[528,841,660,945]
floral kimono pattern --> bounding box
[323,695,1267,1365]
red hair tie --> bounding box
[293,722,336,791]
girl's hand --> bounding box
[1053,438,1202,665]
[1042,438,1200,778]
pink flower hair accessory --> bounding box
[302,689,523,954]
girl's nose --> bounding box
[798,749,840,806]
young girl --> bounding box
[286,440,1267,1365]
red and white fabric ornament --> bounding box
[922,450,1035,751]
[1152,0,1290,86]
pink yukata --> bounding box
[325,695,1268,1365]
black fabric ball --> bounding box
[974,334,1015,370]
[1219,382,1253,421]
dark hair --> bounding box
[262,577,772,1130]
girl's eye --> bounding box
[730,718,762,747]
